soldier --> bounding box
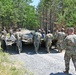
[9,27,13,36]
[41,28,46,39]
[15,28,22,54]
[9,31,16,44]
[52,28,58,49]
[63,27,76,74]
[1,27,7,36]
[1,30,7,52]
[33,29,42,53]
[45,30,53,53]
[56,28,66,52]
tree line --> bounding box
[0,0,39,30]
[37,0,76,32]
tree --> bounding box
[38,0,76,31]
[0,0,39,29]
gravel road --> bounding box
[7,44,76,75]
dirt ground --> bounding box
[5,44,76,75]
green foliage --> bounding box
[38,0,76,28]
[0,43,33,75]
[0,0,39,29]
[62,0,76,27]
[0,51,33,75]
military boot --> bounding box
[63,70,69,74]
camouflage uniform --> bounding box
[33,32,42,53]
[56,31,66,52]
[9,28,13,36]
[1,32,7,51]
[1,29,7,36]
[45,33,53,53]
[64,34,76,72]
[15,30,22,54]
[52,29,58,48]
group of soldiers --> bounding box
[0,27,76,74]
[33,27,76,74]
[0,27,22,54]
[33,28,66,53]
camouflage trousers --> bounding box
[57,40,63,52]
[1,40,7,51]
[34,41,40,53]
[46,40,52,53]
[64,51,76,71]
[16,39,22,54]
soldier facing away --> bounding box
[33,29,42,53]
[15,28,22,54]
[52,28,58,49]
[45,30,54,53]
[1,30,7,52]
[63,27,76,74]
[9,27,13,36]
[56,28,66,52]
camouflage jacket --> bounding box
[45,33,54,42]
[56,31,66,41]
[34,32,42,42]
[63,34,76,54]
[15,32,22,40]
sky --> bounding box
[30,0,40,8]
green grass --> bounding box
[0,47,33,75]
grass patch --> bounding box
[0,48,33,75]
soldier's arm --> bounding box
[52,34,54,40]
[45,34,47,41]
[20,33,23,39]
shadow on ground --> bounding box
[50,72,72,75]
[5,43,59,55]
[6,44,18,54]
